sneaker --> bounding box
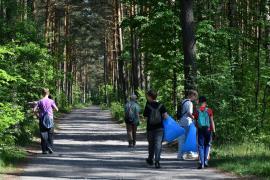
[155,162,161,169]
[197,164,204,169]
[48,147,54,154]
[42,151,48,154]
[177,154,184,160]
[146,158,154,166]
[204,162,209,168]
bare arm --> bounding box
[162,112,168,120]
[210,116,215,132]
[33,105,38,112]
[52,101,59,112]
[187,112,194,119]
[54,106,59,112]
[188,102,195,119]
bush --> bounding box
[0,146,26,172]
[0,103,24,147]
[110,102,125,123]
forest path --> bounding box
[16,106,235,180]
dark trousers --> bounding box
[198,127,212,167]
[147,128,163,162]
[126,123,137,146]
[40,123,54,152]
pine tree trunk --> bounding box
[181,0,197,94]
[130,0,139,94]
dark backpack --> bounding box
[41,112,54,129]
[176,99,190,120]
[148,104,163,125]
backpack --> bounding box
[148,104,162,125]
[177,99,190,120]
[41,112,54,129]
[125,103,136,123]
[197,108,210,128]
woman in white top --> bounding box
[177,90,198,160]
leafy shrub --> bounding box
[110,102,125,123]
[0,103,24,147]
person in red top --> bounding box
[194,96,216,169]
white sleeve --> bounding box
[188,101,193,114]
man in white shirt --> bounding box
[177,90,198,159]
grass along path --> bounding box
[211,143,270,178]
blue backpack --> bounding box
[197,108,210,128]
[42,112,54,129]
[125,103,137,123]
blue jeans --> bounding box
[39,121,54,153]
[147,128,163,162]
[198,127,212,167]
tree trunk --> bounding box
[45,0,51,44]
[265,2,270,65]
[130,0,139,94]
[181,0,197,94]
[115,0,126,102]
[64,4,70,102]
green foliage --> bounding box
[0,10,61,169]
[137,89,147,108]
[0,146,26,172]
[56,92,71,112]
[0,103,24,146]
[110,102,125,123]
[95,84,118,105]
[212,143,270,178]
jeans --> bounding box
[177,125,190,158]
[126,123,137,146]
[147,128,163,162]
[40,122,54,152]
[198,127,212,167]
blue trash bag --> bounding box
[181,122,197,153]
[163,116,185,143]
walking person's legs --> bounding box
[154,129,163,168]
[146,130,155,165]
[198,128,206,169]
[126,123,133,147]
[132,124,137,146]
[204,130,212,167]
[39,122,49,154]
[40,131,49,154]
[47,128,54,153]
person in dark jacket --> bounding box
[143,90,168,169]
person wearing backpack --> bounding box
[34,88,58,154]
[124,94,141,148]
[194,96,216,169]
[177,90,198,160]
[143,90,168,169]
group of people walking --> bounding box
[33,88,215,170]
[124,89,216,169]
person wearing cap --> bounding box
[124,94,141,147]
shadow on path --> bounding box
[14,106,236,180]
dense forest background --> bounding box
[0,0,270,170]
